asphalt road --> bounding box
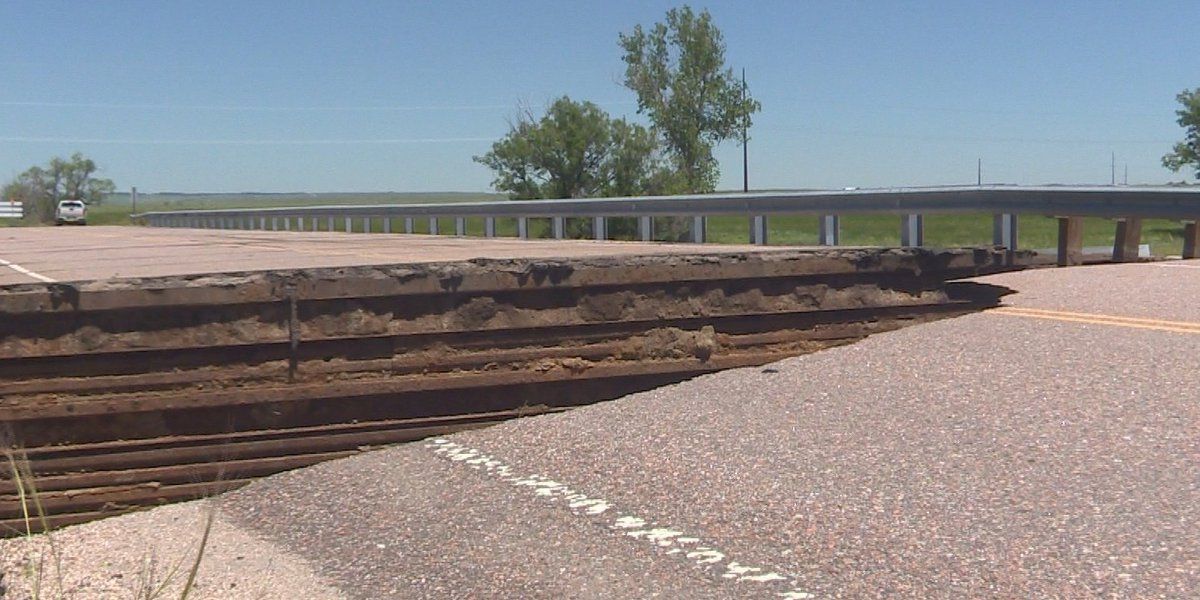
[212,260,1197,598]
[0,226,767,285]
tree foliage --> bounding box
[1162,88,1200,180]
[473,96,673,200]
[2,153,116,222]
[619,5,760,193]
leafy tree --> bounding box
[2,153,116,223]
[1162,88,1200,180]
[619,5,760,193]
[474,96,672,200]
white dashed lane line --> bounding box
[426,438,816,599]
[0,257,56,283]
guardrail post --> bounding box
[1112,217,1144,262]
[900,214,924,247]
[429,217,439,235]
[594,216,607,240]
[751,215,768,245]
[1183,221,1199,259]
[1056,216,1084,266]
[517,217,529,239]
[484,217,496,237]
[992,214,1018,250]
[552,217,565,239]
[455,217,466,236]
[638,216,653,241]
[404,217,414,234]
[819,215,840,246]
[383,218,391,234]
[691,216,706,243]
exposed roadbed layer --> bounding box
[2,261,1196,598]
[0,244,1027,313]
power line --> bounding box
[0,136,496,145]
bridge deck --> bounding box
[2,260,1196,598]
[0,225,772,285]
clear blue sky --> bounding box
[1,1,1195,193]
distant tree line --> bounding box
[2,153,115,223]
[474,5,760,238]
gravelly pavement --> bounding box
[5,260,1198,598]
[974,260,1200,322]
[218,260,1200,598]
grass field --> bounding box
[3,192,1192,256]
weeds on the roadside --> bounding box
[1,442,218,600]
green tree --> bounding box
[619,5,761,193]
[1162,88,1200,180]
[2,153,116,223]
[474,96,672,200]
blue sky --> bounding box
[0,1,1195,193]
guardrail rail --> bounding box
[136,185,1200,265]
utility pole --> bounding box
[977,158,982,186]
[1124,163,1128,186]
[131,186,138,214]
[741,68,749,193]
[1111,152,1116,186]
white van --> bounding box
[55,200,87,225]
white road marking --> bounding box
[1154,262,1200,269]
[0,257,56,283]
[426,438,816,598]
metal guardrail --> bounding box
[0,201,23,219]
[136,185,1200,264]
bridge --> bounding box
[0,186,1198,598]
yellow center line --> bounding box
[990,306,1200,334]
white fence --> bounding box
[0,202,23,219]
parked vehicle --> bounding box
[55,200,87,225]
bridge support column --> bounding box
[344,217,352,233]
[594,216,607,241]
[900,214,924,247]
[691,216,707,243]
[819,215,840,246]
[1183,221,1199,259]
[1056,216,1084,266]
[404,217,414,234]
[1112,217,1143,262]
[382,218,391,234]
[456,217,466,236]
[271,217,279,231]
[750,215,768,245]
[259,217,267,230]
[429,218,439,235]
[552,217,565,239]
[484,217,496,237]
[362,217,371,233]
[638,216,653,241]
[517,217,529,239]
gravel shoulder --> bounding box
[0,501,346,600]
